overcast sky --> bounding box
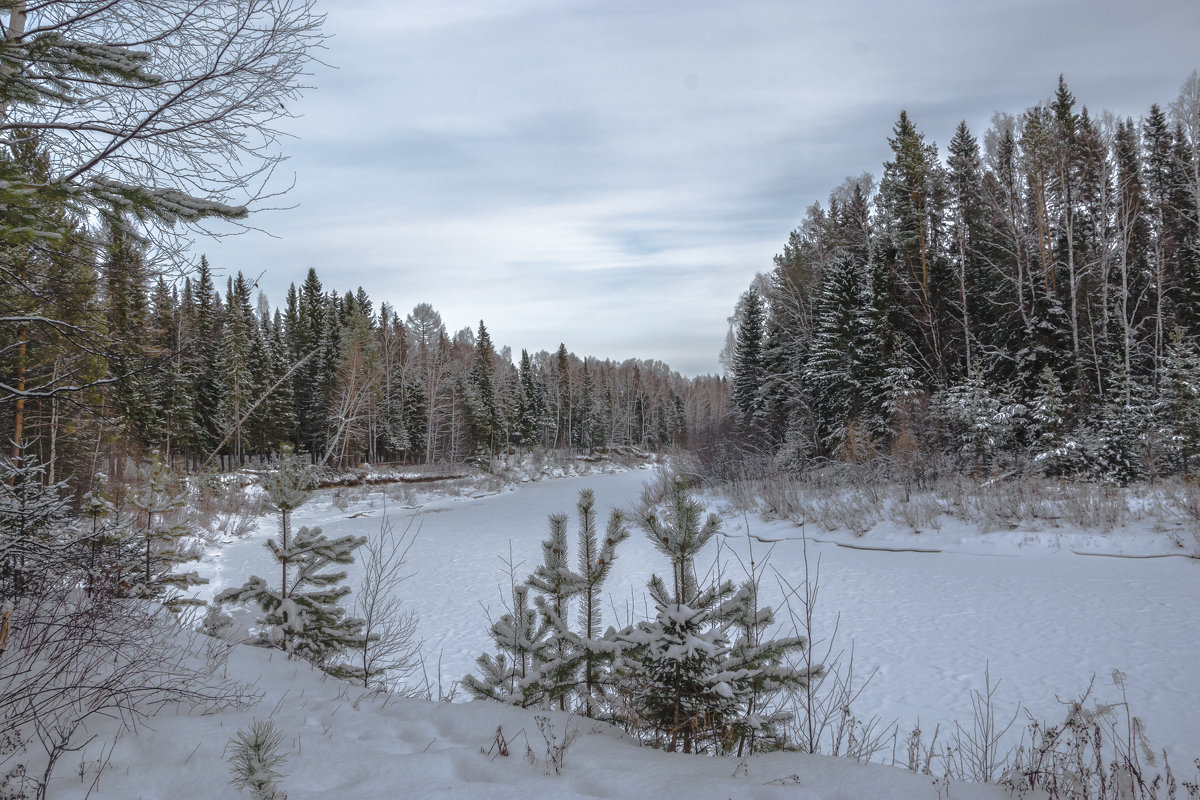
[200,0,1200,376]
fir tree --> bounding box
[0,443,72,597]
[730,288,766,433]
[218,444,366,669]
[1157,327,1200,476]
[464,583,544,705]
[125,450,205,601]
[1030,366,1081,477]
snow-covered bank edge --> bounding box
[38,620,1016,800]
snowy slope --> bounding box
[59,638,1011,800]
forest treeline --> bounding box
[724,74,1200,485]
[3,240,729,484]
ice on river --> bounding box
[194,468,1200,765]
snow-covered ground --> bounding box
[60,638,1012,800]
[45,466,1198,799]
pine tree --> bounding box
[239,524,367,669]
[719,579,812,755]
[228,719,289,800]
[620,478,732,754]
[217,444,366,668]
[526,512,584,709]
[464,583,544,705]
[125,450,205,601]
[607,479,816,753]
[573,489,630,717]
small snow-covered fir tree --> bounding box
[0,442,72,597]
[615,478,815,754]
[464,583,544,705]
[217,524,367,670]
[938,363,1026,475]
[1089,365,1152,486]
[228,719,289,800]
[218,446,366,671]
[126,450,205,601]
[1030,366,1082,477]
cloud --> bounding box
[202,0,1200,376]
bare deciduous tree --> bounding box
[352,512,422,691]
[1,0,326,232]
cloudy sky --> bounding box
[201,0,1200,376]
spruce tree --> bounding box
[730,288,766,433]
[1157,327,1200,476]
[878,110,949,385]
[947,120,985,376]
[103,224,157,448]
[1030,365,1081,477]
[0,443,72,597]
[125,450,205,601]
[189,256,224,462]
[219,274,256,466]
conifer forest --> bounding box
[725,76,1200,486]
[2,1,1200,798]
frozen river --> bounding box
[196,468,1200,763]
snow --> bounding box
[51,638,1006,799]
[36,466,1200,798]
